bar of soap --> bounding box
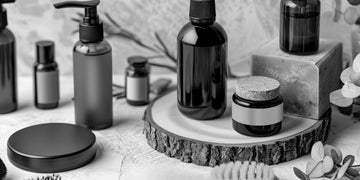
[235,76,280,101]
[251,38,342,119]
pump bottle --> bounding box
[54,0,113,130]
[0,0,16,114]
[177,0,228,120]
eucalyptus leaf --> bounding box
[322,156,334,173]
[354,53,360,73]
[351,70,360,86]
[344,7,360,25]
[338,160,351,179]
[311,141,325,162]
[293,167,310,180]
[330,149,342,165]
[330,89,353,107]
[324,145,342,163]
[306,159,324,178]
[343,155,355,167]
[342,82,360,98]
[341,67,352,84]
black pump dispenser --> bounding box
[189,0,216,23]
[54,0,103,43]
[0,0,15,30]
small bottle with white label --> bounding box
[125,56,150,106]
[34,41,60,109]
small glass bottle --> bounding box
[125,56,150,106]
[34,41,60,109]
[280,0,320,55]
[232,76,283,137]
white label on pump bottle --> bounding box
[126,77,149,101]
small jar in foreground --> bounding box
[125,56,150,106]
[232,76,283,137]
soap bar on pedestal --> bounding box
[251,38,342,119]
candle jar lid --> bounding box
[235,76,280,101]
[7,123,96,173]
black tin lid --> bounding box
[7,123,96,173]
[36,40,55,63]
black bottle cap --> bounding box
[54,0,104,43]
[189,0,216,23]
[128,56,148,67]
[36,40,55,64]
[7,123,97,173]
[0,0,15,30]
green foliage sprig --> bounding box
[293,141,360,180]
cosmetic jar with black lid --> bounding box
[232,76,283,137]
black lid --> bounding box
[189,0,216,23]
[7,123,97,173]
[54,0,103,43]
[128,56,148,67]
[36,40,55,63]
[281,0,320,17]
[0,0,15,30]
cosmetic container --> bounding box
[177,0,227,120]
[280,0,320,55]
[34,41,59,109]
[232,76,283,137]
[0,0,16,114]
[125,56,150,106]
[54,0,113,130]
[7,123,96,173]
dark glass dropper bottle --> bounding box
[280,0,320,55]
[177,0,228,120]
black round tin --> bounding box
[7,123,96,173]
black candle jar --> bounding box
[232,76,283,137]
[280,0,320,55]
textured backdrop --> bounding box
[4,0,354,75]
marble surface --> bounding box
[0,75,359,180]
[2,0,355,76]
[252,39,342,120]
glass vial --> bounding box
[232,76,283,137]
[34,41,59,109]
[177,0,227,120]
[125,56,150,106]
[280,0,320,55]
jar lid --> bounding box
[7,123,96,173]
[127,56,148,67]
[235,76,280,101]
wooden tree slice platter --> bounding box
[143,86,331,167]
